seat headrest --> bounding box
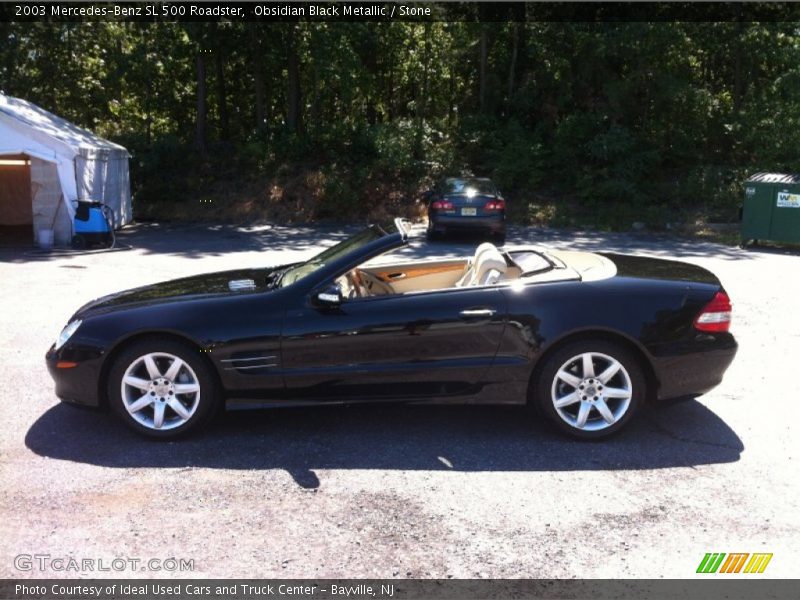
[474,242,498,260]
[474,247,507,283]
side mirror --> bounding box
[314,283,343,307]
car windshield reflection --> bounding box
[279,226,385,287]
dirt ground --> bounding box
[0,223,798,579]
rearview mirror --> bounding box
[315,283,343,306]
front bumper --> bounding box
[46,343,105,407]
[430,213,505,233]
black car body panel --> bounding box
[606,253,720,285]
[47,223,736,417]
[493,275,736,403]
[278,285,507,405]
[73,267,281,316]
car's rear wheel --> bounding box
[108,338,219,439]
[533,340,645,440]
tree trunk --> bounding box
[733,22,744,114]
[195,52,207,153]
[286,24,302,133]
[448,64,455,127]
[506,22,520,115]
[387,50,395,120]
[215,49,230,140]
[310,31,320,135]
[479,25,488,113]
[145,71,153,145]
[1,23,17,92]
[248,24,266,131]
[421,23,432,120]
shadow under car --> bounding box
[26,400,743,489]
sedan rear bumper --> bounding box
[430,214,505,233]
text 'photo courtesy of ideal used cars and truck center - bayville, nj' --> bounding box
[1,2,799,599]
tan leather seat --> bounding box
[456,243,506,287]
[474,246,507,285]
[455,242,495,287]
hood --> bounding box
[74,266,283,318]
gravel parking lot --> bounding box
[1,223,798,579]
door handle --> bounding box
[386,272,406,280]
[459,308,497,318]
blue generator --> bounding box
[72,200,115,249]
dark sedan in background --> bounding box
[424,177,506,243]
[47,219,737,440]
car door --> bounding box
[280,285,507,401]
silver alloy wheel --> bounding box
[550,351,633,432]
[120,352,201,431]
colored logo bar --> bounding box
[697,553,773,574]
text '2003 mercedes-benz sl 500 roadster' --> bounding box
[47,219,737,440]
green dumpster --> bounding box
[742,172,800,246]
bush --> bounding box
[454,115,547,198]
[672,166,748,221]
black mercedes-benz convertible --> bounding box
[47,219,737,440]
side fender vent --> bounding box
[221,352,278,373]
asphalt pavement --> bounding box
[0,222,798,579]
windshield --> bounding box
[278,226,385,287]
[441,178,497,196]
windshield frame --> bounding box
[277,221,406,290]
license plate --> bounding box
[461,207,477,216]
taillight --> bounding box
[431,200,453,210]
[694,291,732,332]
[485,199,506,211]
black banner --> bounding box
[1,579,799,600]
[2,2,800,23]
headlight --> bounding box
[55,320,82,350]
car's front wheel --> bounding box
[107,338,219,439]
[533,340,645,439]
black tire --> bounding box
[531,339,645,440]
[426,222,442,241]
[107,337,220,439]
[493,231,506,246]
[71,235,87,250]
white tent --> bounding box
[0,93,132,245]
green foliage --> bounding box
[457,116,547,193]
[125,135,201,210]
[674,166,750,221]
[2,20,798,226]
[372,120,420,175]
[318,166,365,219]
